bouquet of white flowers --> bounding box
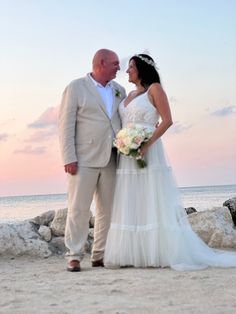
[114,124,153,168]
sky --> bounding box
[0,0,235,196]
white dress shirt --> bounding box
[89,74,113,118]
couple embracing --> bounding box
[59,49,236,272]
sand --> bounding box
[1,254,236,314]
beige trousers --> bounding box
[65,152,116,262]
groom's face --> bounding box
[102,53,120,81]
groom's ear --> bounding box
[100,59,106,67]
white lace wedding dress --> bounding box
[104,92,236,271]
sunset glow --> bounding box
[0,0,235,196]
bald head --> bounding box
[91,49,120,86]
[92,49,117,67]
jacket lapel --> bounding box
[84,74,109,118]
[111,82,121,117]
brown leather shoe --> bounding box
[67,260,81,272]
[92,259,104,267]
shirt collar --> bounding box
[89,73,112,88]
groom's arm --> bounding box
[58,82,78,175]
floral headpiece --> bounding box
[135,54,157,68]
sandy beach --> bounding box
[1,254,236,314]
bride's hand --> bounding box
[140,137,155,156]
[139,143,149,157]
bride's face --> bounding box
[126,60,140,84]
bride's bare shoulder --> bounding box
[148,83,167,99]
[148,83,163,93]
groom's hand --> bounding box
[64,162,78,175]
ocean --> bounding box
[0,184,235,223]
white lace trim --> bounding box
[119,94,159,128]
[110,223,159,231]
[116,166,172,175]
[110,223,191,232]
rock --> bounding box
[50,208,67,236]
[185,207,197,215]
[30,210,55,226]
[0,221,51,257]
[89,211,95,228]
[38,225,52,242]
[90,199,96,215]
[49,228,94,255]
[50,208,95,236]
[188,206,236,249]
[0,207,95,257]
[2,205,235,258]
[84,228,94,253]
[223,197,236,226]
[49,237,66,255]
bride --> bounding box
[104,53,236,271]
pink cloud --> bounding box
[168,121,192,134]
[29,107,58,128]
[14,145,46,155]
[211,106,236,117]
[25,129,57,142]
[0,133,8,141]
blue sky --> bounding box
[0,0,235,196]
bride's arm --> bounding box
[140,83,173,156]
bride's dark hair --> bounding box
[129,54,161,88]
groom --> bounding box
[58,49,126,272]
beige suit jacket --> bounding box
[58,74,126,167]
